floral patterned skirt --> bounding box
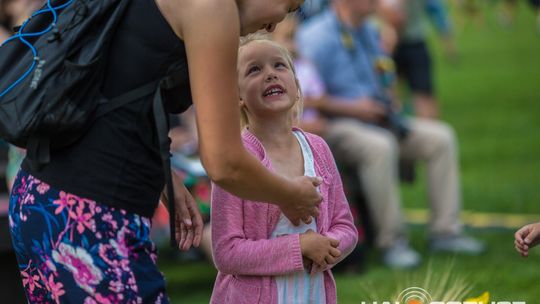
[8,170,169,303]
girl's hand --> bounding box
[302,256,313,270]
[300,230,341,269]
[515,222,540,257]
[280,176,323,226]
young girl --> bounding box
[210,34,358,304]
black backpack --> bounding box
[0,0,188,246]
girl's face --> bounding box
[237,0,304,35]
[238,41,299,122]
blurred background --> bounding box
[1,0,539,303]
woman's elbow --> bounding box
[201,151,242,185]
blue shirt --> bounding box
[297,10,385,102]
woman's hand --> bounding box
[280,176,323,225]
[161,171,205,251]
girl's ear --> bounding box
[239,86,245,106]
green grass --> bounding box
[335,227,540,303]
[161,228,540,303]
[160,259,215,303]
[160,3,540,303]
[402,2,540,215]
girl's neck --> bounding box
[247,116,296,150]
[247,115,304,179]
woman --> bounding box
[8,0,321,302]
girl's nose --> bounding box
[266,73,278,81]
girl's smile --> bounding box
[263,84,287,100]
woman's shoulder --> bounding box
[156,0,240,40]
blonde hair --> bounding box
[238,33,303,129]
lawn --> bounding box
[160,3,540,303]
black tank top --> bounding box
[21,0,192,217]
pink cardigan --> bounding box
[210,128,358,304]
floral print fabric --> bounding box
[8,170,169,303]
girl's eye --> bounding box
[275,62,287,68]
[247,66,260,75]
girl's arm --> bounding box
[317,138,359,270]
[156,0,321,225]
[211,184,305,276]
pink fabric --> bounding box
[210,128,358,304]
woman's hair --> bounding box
[238,33,303,130]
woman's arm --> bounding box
[156,0,321,224]
[211,184,305,276]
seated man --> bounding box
[297,0,484,269]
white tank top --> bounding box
[271,131,326,304]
